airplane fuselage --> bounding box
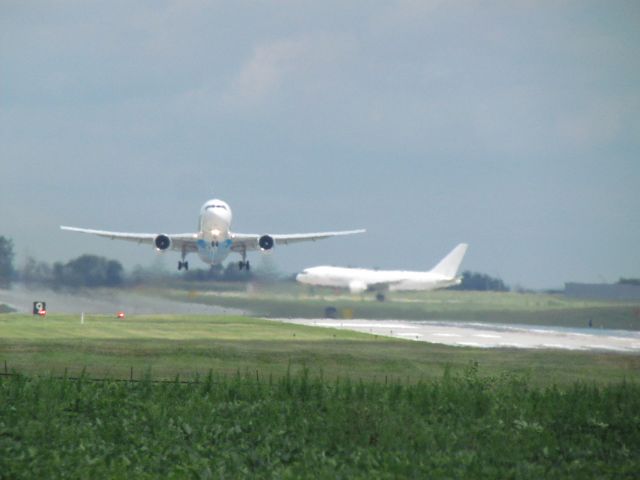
[196,199,234,266]
[296,243,468,298]
[296,266,461,292]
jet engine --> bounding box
[154,234,171,251]
[258,235,274,251]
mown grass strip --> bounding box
[1,314,639,386]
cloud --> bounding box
[223,33,357,109]
[224,38,308,106]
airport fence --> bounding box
[0,359,416,388]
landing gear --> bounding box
[178,246,189,271]
[238,247,250,271]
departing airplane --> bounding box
[61,198,365,271]
[296,243,468,301]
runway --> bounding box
[276,319,640,353]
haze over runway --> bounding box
[0,285,242,316]
[1,2,639,289]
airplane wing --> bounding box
[231,229,365,252]
[60,226,199,252]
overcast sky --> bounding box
[1,1,639,289]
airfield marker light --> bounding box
[33,301,46,315]
[117,311,125,319]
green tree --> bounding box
[451,271,510,291]
[20,256,53,285]
[0,236,15,287]
[53,255,124,287]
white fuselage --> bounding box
[296,266,461,293]
[196,199,234,265]
[296,243,468,294]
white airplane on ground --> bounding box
[296,243,468,301]
[61,198,365,271]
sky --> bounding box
[1,1,639,289]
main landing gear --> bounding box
[178,246,189,271]
[238,247,250,271]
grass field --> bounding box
[1,313,639,385]
[162,286,640,330]
[2,298,640,478]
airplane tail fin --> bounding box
[430,243,468,278]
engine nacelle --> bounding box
[154,234,171,251]
[258,235,274,251]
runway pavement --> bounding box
[276,319,640,353]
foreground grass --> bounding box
[1,314,639,386]
[1,371,639,479]
[164,287,640,330]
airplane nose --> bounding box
[204,206,231,224]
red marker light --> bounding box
[38,309,47,317]
[117,311,125,319]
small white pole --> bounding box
[81,312,84,324]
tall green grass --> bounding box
[2,369,639,478]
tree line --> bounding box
[451,271,510,292]
[17,254,259,289]
[1,234,136,287]
[1,235,514,291]
[0,235,261,288]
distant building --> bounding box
[565,283,640,301]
